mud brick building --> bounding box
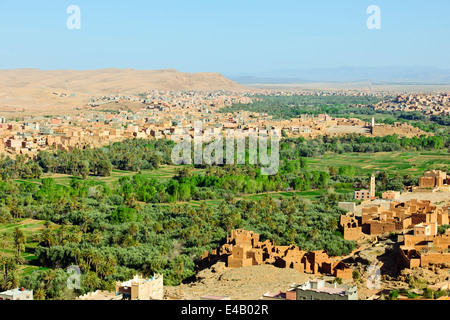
[371,122,430,138]
[339,213,363,241]
[201,229,353,279]
[359,199,449,236]
[419,170,448,188]
[399,228,450,268]
[382,190,400,200]
[415,170,450,192]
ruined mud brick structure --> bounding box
[419,170,450,189]
[399,228,450,268]
[201,229,353,278]
[339,213,363,241]
[359,199,449,236]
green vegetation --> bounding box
[219,94,388,120]
[0,109,448,299]
[0,174,354,298]
[219,94,450,135]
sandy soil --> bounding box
[164,262,314,300]
[0,68,250,115]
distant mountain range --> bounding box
[226,66,450,84]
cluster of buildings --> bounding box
[341,170,450,270]
[355,92,450,116]
[341,199,449,240]
[0,89,433,159]
[399,225,450,268]
[201,229,353,280]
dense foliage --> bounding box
[0,175,354,298]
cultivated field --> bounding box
[307,150,450,176]
[0,219,53,276]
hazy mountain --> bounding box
[227,66,450,84]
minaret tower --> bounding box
[371,117,375,134]
[370,174,375,199]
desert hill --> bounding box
[0,68,249,115]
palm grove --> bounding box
[0,116,449,299]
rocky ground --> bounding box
[164,262,314,300]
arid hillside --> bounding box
[0,68,249,115]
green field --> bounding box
[15,165,206,188]
[307,150,450,176]
[0,219,52,276]
[11,150,449,208]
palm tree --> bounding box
[34,287,46,300]
[88,230,102,248]
[329,219,338,232]
[5,272,19,289]
[0,255,7,284]
[0,233,8,253]
[98,255,116,279]
[40,228,57,248]
[91,253,102,274]
[81,214,92,234]
[13,252,25,266]
[143,216,150,237]
[12,228,26,257]
[128,223,139,239]
[83,271,100,289]
[42,269,56,289]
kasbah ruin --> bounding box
[200,169,450,300]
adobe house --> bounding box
[340,213,362,241]
[419,170,448,188]
[399,229,450,268]
[203,229,353,278]
[356,199,448,236]
[382,190,400,200]
[414,170,450,192]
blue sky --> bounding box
[0,0,448,74]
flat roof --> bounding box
[0,288,32,296]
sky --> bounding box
[0,0,449,74]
